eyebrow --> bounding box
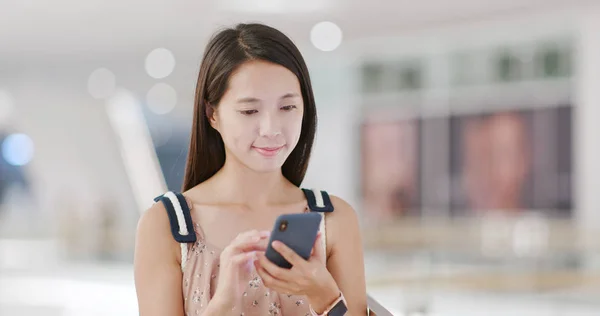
[236,93,301,104]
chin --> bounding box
[250,161,286,173]
[242,155,287,173]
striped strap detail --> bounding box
[301,188,334,261]
[319,212,327,259]
[153,191,197,270]
[302,188,334,213]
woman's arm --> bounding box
[134,203,232,315]
[326,195,369,315]
[134,203,186,316]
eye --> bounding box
[281,105,297,111]
[239,109,258,115]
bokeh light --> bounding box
[310,21,343,52]
[146,83,177,115]
[2,133,34,166]
[145,48,176,79]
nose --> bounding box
[258,113,282,138]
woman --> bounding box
[134,23,368,315]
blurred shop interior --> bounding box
[2,0,600,315]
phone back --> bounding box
[265,212,322,269]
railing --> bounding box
[367,294,394,315]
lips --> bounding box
[253,146,284,157]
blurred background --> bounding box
[2,0,600,315]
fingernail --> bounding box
[260,231,271,237]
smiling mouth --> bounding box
[253,146,284,157]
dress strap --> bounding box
[153,191,196,270]
[301,188,334,260]
[153,191,196,243]
[301,188,334,213]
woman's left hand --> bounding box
[254,232,340,311]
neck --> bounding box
[209,158,291,205]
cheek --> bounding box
[219,116,256,148]
[284,113,303,143]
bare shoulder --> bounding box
[326,194,360,227]
[134,201,186,315]
[322,197,368,314]
[137,201,170,238]
[135,201,180,264]
[323,194,362,256]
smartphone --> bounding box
[265,212,322,269]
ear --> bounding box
[205,102,219,131]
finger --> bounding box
[221,241,265,264]
[230,251,258,268]
[254,260,297,294]
[235,229,271,244]
[257,251,299,282]
[271,240,306,267]
[226,239,268,257]
[227,230,270,253]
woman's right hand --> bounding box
[212,230,271,308]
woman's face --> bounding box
[210,60,304,173]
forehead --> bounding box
[225,60,302,100]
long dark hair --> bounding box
[182,23,317,191]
